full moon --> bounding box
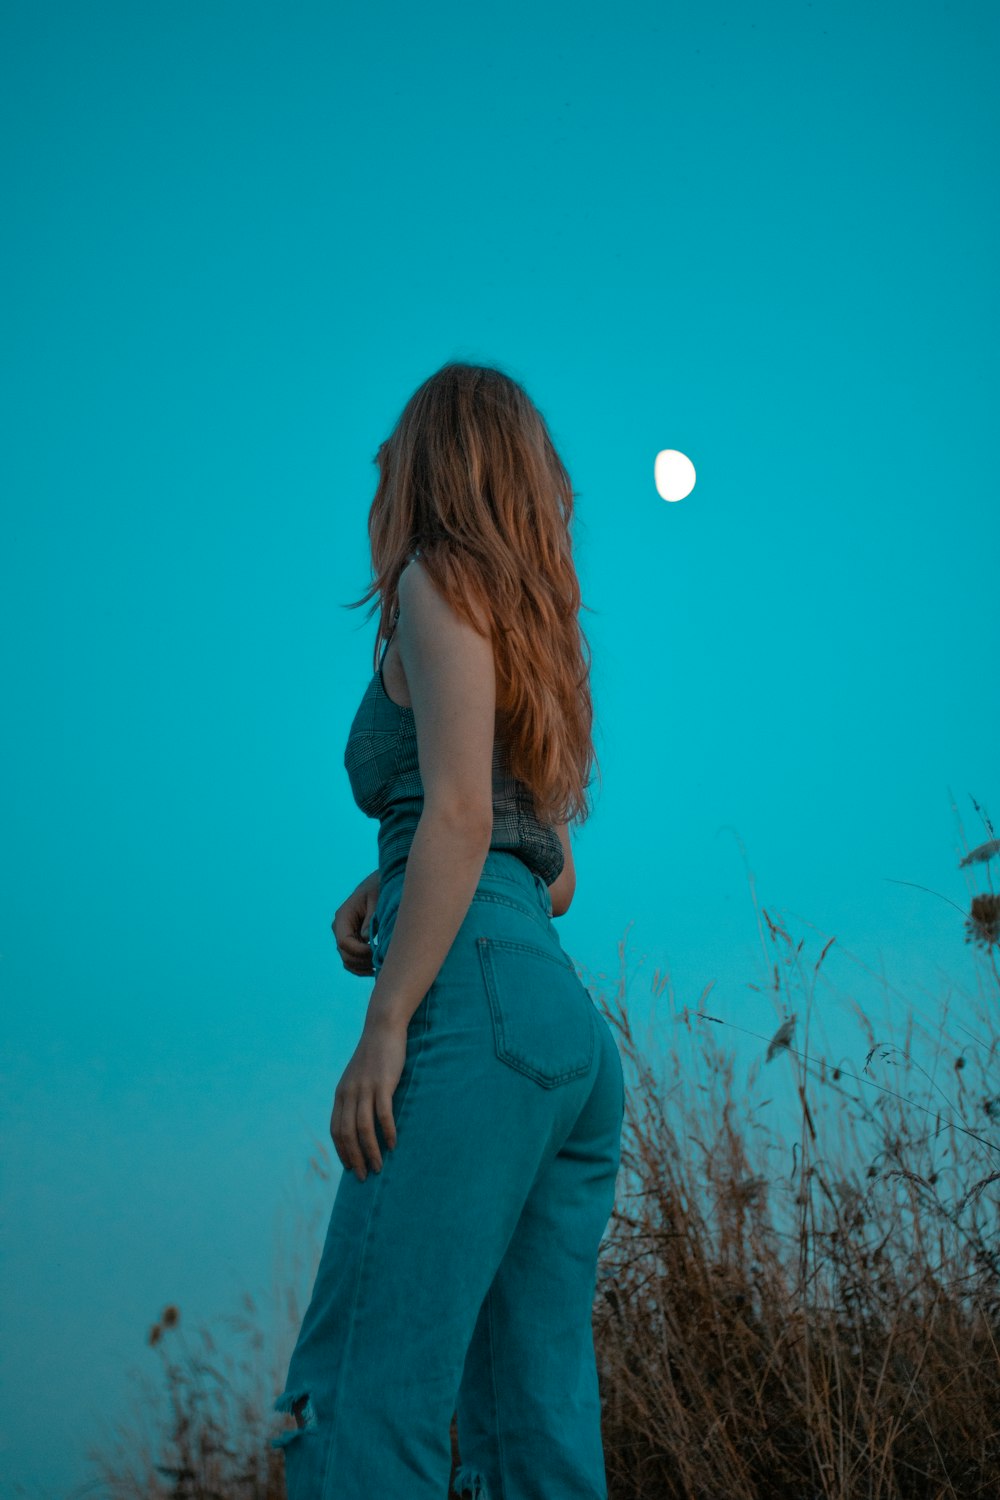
[654,449,696,502]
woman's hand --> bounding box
[330,1016,406,1179]
[332,869,380,976]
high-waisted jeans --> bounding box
[271,850,625,1499]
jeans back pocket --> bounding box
[476,936,595,1088]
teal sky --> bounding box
[2,3,998,1494]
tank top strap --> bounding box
[379,551,419,664]
[377,552,419,669]
[379,605,402,670]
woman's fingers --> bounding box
[375,1088,397,1152]
[331,1022,402,1180]
[332,1087,383,1178]
[331,885,381,960]
[335,940,374,975]
[356,1093,383,1177]
[332,897,377,975]
[340,931,372,959]
[331,1087,368,1178]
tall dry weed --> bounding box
[87,798,999,1499]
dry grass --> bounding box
[86,807,1000,1499]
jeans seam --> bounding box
[490,869,553,916]
[373,876,552,970]
[487,1284,507,1500]
[317,1162,381,1498]
[477,938,595,1087]
[469,889,551,935]
[317,993,434,1498]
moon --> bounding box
[654,449,696,502]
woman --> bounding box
[271,362,625,1499]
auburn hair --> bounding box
[345,360,601,830]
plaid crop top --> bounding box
[343,601,565,890]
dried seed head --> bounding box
[965,893,1000,950]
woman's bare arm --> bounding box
[364,558,495,1030]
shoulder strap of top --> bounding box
[379,607,401,669]
[378,552,419,666]
[379,619,396,669]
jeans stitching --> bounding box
[487,1284,507,1500]
[478,935,574,968]
[375,868,548,924]
[317,1156,382,1498]
[372,874,551,973]
[477,938,595,1087]
[468,889,551,934]
[317,985,435,1497]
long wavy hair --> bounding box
[346,361,601,830]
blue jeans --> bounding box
[272,851,625,1499]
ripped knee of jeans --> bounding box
[452,1462,491,1499]
[271,1388,318,1449]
